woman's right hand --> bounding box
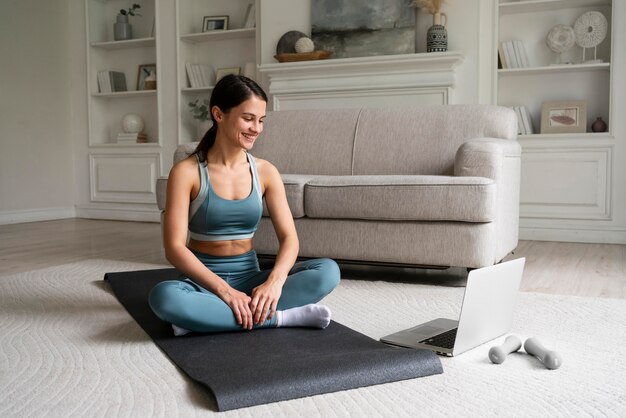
[220,287,253,330]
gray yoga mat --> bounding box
[104,268,443,411]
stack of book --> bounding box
[499,40,529,69]
[98,71,127,93]
[185,63,213,88]
[511,106,534,135]
[117,132,148,144]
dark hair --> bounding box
[193,74,268,161]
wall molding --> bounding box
[519,225,626,245]
[259,51,465,110]
[75,204,160,223]
[0,207,76,225]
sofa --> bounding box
[156,105,521,269]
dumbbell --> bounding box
[488,335,522,364]
[524,337,562,370]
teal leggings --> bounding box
[148,250,340,333]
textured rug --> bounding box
[1,259,625,417]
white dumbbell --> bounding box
[488,335,522,364]
[524,337,562,370]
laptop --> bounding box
[380,258,525,356]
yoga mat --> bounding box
[104,268,443,411]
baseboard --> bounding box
[519,226,626,244]
[0,207,77,225]
[75,204,160,223]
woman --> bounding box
[148,75,340,335]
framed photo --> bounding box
[215,67,240,83]
[202,16,229,32]
[136,64,156,90]
[540,100,587,134]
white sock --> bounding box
[172,324,192,337]
[276,304,331,329]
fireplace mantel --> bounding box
[258,52,465,110]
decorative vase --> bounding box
[427,12,448,53]
[591,117,607,133]
[114,14,132,41]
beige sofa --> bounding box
[156,105,521,269]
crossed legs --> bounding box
[148,257,340,334]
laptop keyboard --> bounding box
[419,328,458,349]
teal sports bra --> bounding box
[188,152,263,242]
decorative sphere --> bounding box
[295,37,315,53]
[122,113,144,133]
[276,30,309,54]
[546,24,575,53]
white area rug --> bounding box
[1,260,625,417]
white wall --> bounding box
[0,0,75,224]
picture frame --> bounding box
[202,16,229,32]
[540,100,587,134]
[215,67,241,83]
[136,64,156,90]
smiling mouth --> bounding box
[242,132,256,141]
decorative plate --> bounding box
[546,24,575,53]
[574,11,608,48]
[274,50,333,63]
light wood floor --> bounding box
[1,219,624,299]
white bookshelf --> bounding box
[85,0,159,146]
[496,0,613,137]
[176,0,258,144]
[495,0,617,227]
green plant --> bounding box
[119,3,141,16]
[188,98,210,121]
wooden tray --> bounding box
[274,50,333,63]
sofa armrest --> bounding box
[454,138,521,180]
[454,138,522,262]
[156,176,168,211]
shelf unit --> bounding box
[176,0,258,144]
[85,0,159,146]
[496,0,613,139]
[495,0,616,225]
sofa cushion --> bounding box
[262,174,322,219]
[352,105,517,176]
[304,175,496,222]
[251,109,360,175]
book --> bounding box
[498,43,507,69]
[243,4,255,28]
[185,62,198,88]
[520,106,534,135]
[512,41,523,69]
[109,71,127,92]
[514,40,529,68]
[117,132,148,143]
[513,106,524,135]
[504,41,518,68]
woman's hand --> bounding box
[220,287,254,330]
[250,279,283,325]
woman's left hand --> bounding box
[250,278,283,325]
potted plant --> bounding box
[189,98,212,138]
[114,4,141,41]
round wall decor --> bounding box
[573,11,608,49]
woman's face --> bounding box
[215,95,267,151]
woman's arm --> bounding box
[163,158,254,329]
[250,160,299,324]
